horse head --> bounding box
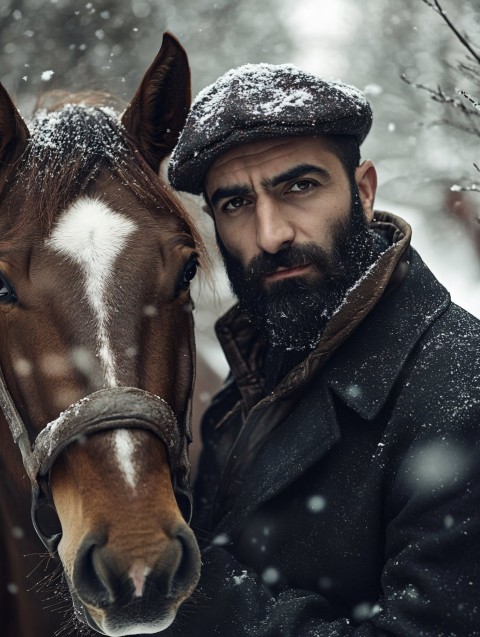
[0,34,201,636]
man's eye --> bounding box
[288,179,315,193]
[224,197,249,212]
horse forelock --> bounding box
[2,97,205,264]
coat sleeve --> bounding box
[165,432,480,637]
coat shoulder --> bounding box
[407,301,480,400]
[383,301,480,452]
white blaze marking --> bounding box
[129,561,152,598]
[46,196,136,388]
[113,429,138,489]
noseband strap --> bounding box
[33,388,188,481]
[0,369,192,553]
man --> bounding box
[167,63,480,636]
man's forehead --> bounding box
[205,135,336,188]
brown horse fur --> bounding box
[0,34,202,637]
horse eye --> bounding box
[179,258,198,291]
[0,276,16,304]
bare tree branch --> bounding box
[450,183,480,193]
[431,118,480,138]
[457,60,480,83]
[409,1,480,198]
[459,90,480,111]
[421,0,480,64]
[401,74,480,122]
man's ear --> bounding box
[355,160,377,222]
[121,32,191,174]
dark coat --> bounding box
[168,225,480,637]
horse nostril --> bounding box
[71,527,200,610]
[73,533,117,607]
[170,525,201,596]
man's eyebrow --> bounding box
[263,163,331,188]
[210,184,252,209]
[208,163,331,208]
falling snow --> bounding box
[306,495,327,513]
[41,69,54,81]
[262,567,280,585]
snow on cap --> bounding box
[168,62,372,195]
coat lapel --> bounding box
[214,377,340,535]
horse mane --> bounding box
[4,91,206,261]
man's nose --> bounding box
[255,199,295,254]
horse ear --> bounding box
[122,32,191,173]
[0,83,29,170]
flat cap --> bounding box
[168,63,373,195]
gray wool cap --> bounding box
[168,63,373,195]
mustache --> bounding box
[244,243,332,280]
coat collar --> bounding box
[324,247,450,420]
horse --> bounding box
[0,33,202,637]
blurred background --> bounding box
[1,0,479,470]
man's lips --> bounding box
[263,264,313,282]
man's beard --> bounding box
[215,186,379,351]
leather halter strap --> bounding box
[0,363,37,481]
[0,365,192,554]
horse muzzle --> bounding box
[28,387,199,636]
[70,521,200,636]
